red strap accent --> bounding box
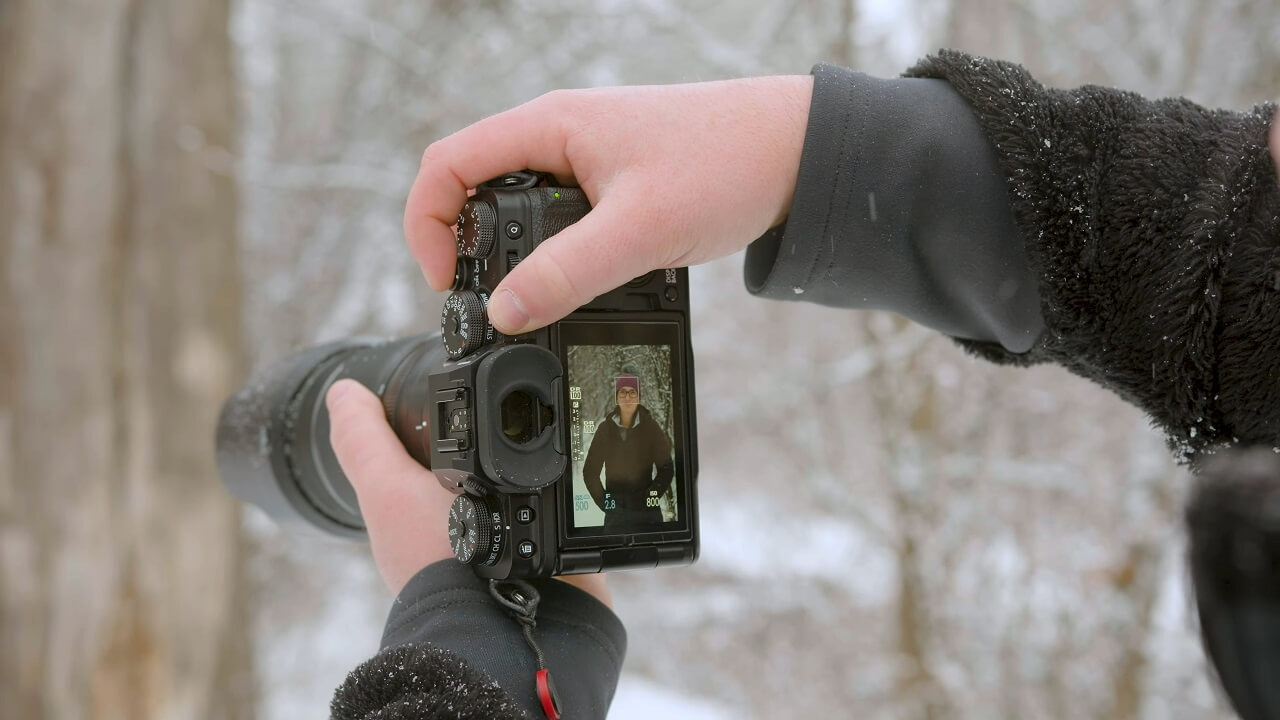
[536,669,561,720]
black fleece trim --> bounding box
[330,644,530,720]
[745,64,1044,353]
[906,50,1280,458]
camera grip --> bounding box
[528,187,591,243]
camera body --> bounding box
[427,172,699,579]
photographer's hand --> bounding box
[405,76,813,334]
[326,378,611,605]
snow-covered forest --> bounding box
[4,0,1279,718]
[234,2,1280,718]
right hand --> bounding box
[405,75,814,334]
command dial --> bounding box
[456,200,498,258]
[441,290,488,359]
[448,495,496,565]
[451,258,478,291]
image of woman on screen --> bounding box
[582,370,676,531]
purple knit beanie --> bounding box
[615,374,639,397]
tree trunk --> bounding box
[0,1,253,718]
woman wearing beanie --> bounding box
[582,370,676,533]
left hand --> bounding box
[326,378,455,595]
[326,379,612,606]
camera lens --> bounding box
[499,390,554,444]
[215,335,442,536]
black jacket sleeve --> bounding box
[749,51,1280,460]
[744,62,1045,354]
[331,561,627,720]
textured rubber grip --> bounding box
[528,187,590,242]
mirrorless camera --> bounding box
[215,171,699,579]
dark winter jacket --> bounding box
[750,51,1280,462]
[332,562,625,720]
[333,50,1280,719]
[582,404,675,513]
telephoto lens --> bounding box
[215,334,445,536]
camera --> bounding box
[215,171,699,579]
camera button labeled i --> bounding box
[517,540,536,558]
[516,506,536,525]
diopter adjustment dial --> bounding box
[441,290,488,359]
[448,494,497,565]
[456,200,498,258]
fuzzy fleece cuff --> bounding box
[908,50,1280,459]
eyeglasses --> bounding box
[617,388,639,398]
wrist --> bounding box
[764,74,815,228]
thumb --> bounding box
[486,198,667,334]
[325,379,429,499]
[326,379,454,594]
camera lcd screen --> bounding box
[560,321,687,538]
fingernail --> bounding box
[488,289,530,333]
[326,380,353,410]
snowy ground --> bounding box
[609,676,732,720]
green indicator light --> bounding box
[553,192,561,198]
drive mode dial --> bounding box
[448,495,497,565]
[456,200,497,258]
[440,290,488,359]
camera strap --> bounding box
[490,579,562,720]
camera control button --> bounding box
[517,540,536,558]
[664,286,679,302]
[441,290,488,359]
[448,495,495,566]
[457,200,497,258]
[516,506,535,525]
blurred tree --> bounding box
[0,2,253,719]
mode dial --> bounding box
[456,200,497,258]
[441,290,488,359]
[447,494,497,565]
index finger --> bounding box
[405,91,580,291]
